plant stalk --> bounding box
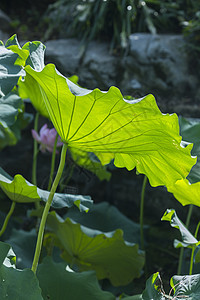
[177,204,194,275]
[189,221,200,275]
[0,201,16,238]
[31,143,68,273]
[47,133,59,191]
[140,175,147,250]
[32,112,40,187]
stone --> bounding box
[45,39,82,75]
[44,34,200,117]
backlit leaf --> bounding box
[161,209,198,248]
[46,211,145,286]
[23,63,195,189]
[0,167,92,211]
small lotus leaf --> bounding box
[0,167,92,211]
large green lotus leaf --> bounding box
[37,256,115,300]
[0,241,43,300]
[18,72,49,118]
[70,148,111,181]
[23,63,195,188]
[179,116,200,184]
[168,179,200,207]
[167,117,200,206]
[0,44,25,97]
[46,211,145,286]
[66,202,141,244]
[161,209,199,248]
[170,274,200,299]
[0,167,92,211]
[142,272,165,300]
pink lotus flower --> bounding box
[32,124,63,153]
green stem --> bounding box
[47,133,59,191]
[0,201,16,238]
[177,205,194,275]
[31,143,68,273]
[32,112,40,186]
[189,246,195,275]
[140,175,147,250]
[177,248,184,275]
[186,205,193,228]
[189,221,200,275]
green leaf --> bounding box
[21,41,45,71]
[0,167,92,211]
[70,148,111,181]
[0,241,11,266]
[23,63,195,189]
[5,34,29,67]
[0,92,24,150]
[46,211,145,286]
[170,274,200,299]
[0,241,43,300]
[0,43,25,97]
[37,256,115,300]
[5,229,37,269]
[5,34,46,71]
[18,72,50,118]
[179,116,200,184]
[168,178,200,207]
[167,117,200,207]
[161,209,198,248]
[66,201,141,243]
[0,92,23,128]
[142,272,165,300]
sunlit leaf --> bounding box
[0,167,92,211]
[37,256,115,300]
[46,211,145,286]
[5,34,29,67]
[168,179,200,207]
[179,116,200,184]
[22,63,195,189]
[161,209,199,248]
